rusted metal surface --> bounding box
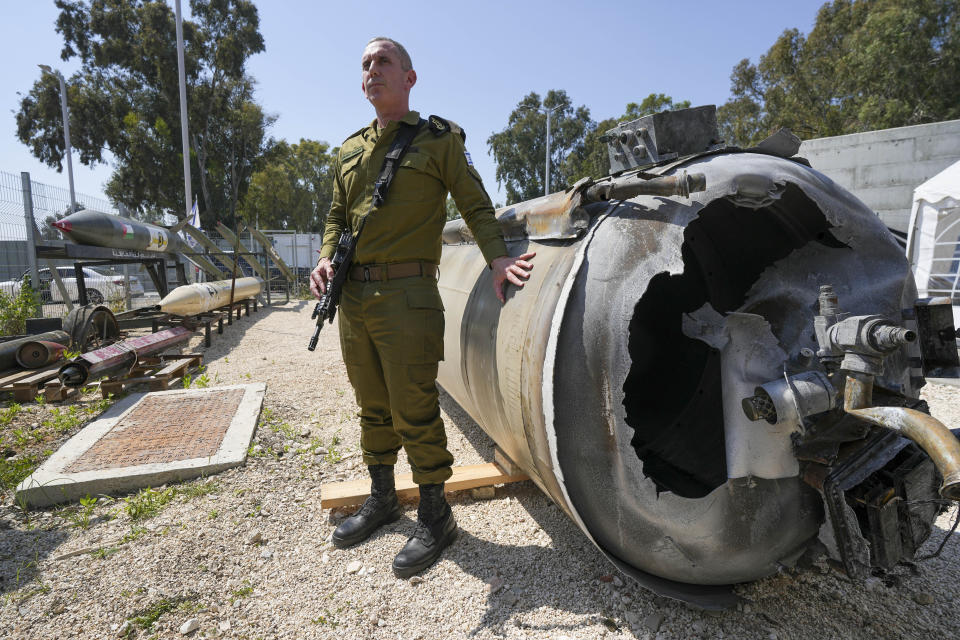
[0,330,71,372]
[843,373,960,500]
[15,340,68,369]
[65,388,244,472]
[58,326,193,387]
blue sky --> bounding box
[2,0,825,209]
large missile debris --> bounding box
[434,104,960,608]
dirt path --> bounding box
[1,300,958,639]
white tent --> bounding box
[906,160,960,326]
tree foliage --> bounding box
[718,0,960,146]
[241,139,336,232]
[486,90,591,204]
[15,0,268,228]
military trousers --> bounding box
[337,275,454,485]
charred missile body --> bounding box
[53,209,188,253]
[437,106,960,607]
[158,277,263,315]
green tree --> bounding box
[564,94,692,181]
[241,139,336,232]
[487,90,591,204]
[718,0,960,146]
[15,0,267,228]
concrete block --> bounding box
[16,383,266,507]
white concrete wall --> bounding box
[798,120,960,232]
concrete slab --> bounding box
[16,383,266,507]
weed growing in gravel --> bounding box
[229,581,253,604]
[259,406,298,439]
[33,393,45,406]
[182,365,210,389]
[0,452,42,492]
[91,546,120,559]
[310,610,340,627]
[178,478,219,500]
[123,487,176,521]
[325,432,343,463]
[127,595,200,634]
[119,525,147,544]
[0,402,24,427]
[121,478,219,522]
[208,509,219,519]
[68,494,98,529]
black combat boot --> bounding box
[331,464,401,549]
[392,482,457,578]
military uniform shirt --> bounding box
[320,110,507,266]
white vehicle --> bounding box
[0,266,145,305]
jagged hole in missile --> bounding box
[624,184,847,498]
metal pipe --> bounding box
[174,0,192,222]
[844,373,960,500]
[584,171,707,202]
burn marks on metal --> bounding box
[623,184,841,498]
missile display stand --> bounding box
[35,243,186,302]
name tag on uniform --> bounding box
[464,150,474,166]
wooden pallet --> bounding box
[99,354,203,397]
[0,364,62,402]
[320,448,529,509]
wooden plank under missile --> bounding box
[244,225,295,282]
[215,223,268,280]
[320,462,529,509]
[179,225,238,276]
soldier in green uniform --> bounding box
[310,37,535,577]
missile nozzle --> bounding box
[59,365,86,387]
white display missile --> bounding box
[158,277,262,315]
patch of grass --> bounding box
[0,403,24,427]
[208,509,219,519]
[68,494,98,529]
[0,453,42,492]
[128,594,199,633]
[229,581,253,604]
[259,406,298,440]
[119,525,148,545]
[325,432,343,463]
[310,610,340,627]
[91,546,120,559]
[178,478,219,500]
[123,487,176,521]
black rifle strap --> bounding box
[371,118,426,208]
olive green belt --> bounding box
[348,261,438,282]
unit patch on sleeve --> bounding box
[464,150,474,166]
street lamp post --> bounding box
[520,104,562,196]
[38,65,76,213]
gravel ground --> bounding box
[1,300,959,640]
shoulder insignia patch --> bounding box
[428,115,450,135]
[428,115,467,142]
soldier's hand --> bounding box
[490,252,536,304]
[310,258,335,299]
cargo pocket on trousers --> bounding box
[405,288,445,363]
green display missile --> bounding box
[53,209,189,253]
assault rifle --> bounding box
[307,229,355,351]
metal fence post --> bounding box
[20,172,40,299]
